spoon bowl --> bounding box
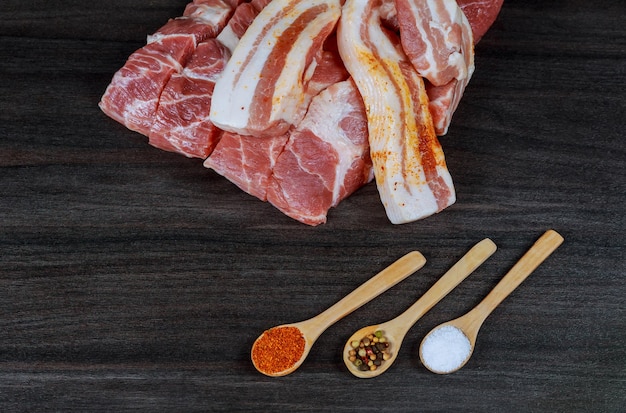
[420,229,564,374]
[342,321,406,378]
[344,238,497,378]
[251,322,315,377]
[251,250,427,376]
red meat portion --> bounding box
[148,16,223,44]
[204,132,290,201]
[456,0,504,43]
[149,39,230,158]
[99,36,196,135]
[306,35,350,97]
[100,1,233,135]
[266,79,372,226]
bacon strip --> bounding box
[395,0,474,135]
[209,0,342,137]
[338,0,455,224]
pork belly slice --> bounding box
[266,79,373,226]
[149,39,230,158]
[99,0,233,136]
[204,132,289,201]
[395,0,474,136]
[338,0,455,224]
[209,0,342,137]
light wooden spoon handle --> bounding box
[466,230,564,329]
[392,238,497,330]
[300,251,426,338]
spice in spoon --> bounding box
[347,330,391,371]
[251,326,306,375]
[420,325,471,373]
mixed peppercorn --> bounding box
[348,330,391,371]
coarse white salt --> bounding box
[420,325,471,373]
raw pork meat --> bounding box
[98,37,196,136]
[99,0,504,225]
[204,132,290,201]
[216,0,272,53]
[209,0,342,137]
[148,39,230,158]
[306,34,350,97]
[338,0,456,224]
[396,0,474,135]
[266,79,373,226]
[396,0,473,86]
[215,2,260,53]
[99,0,233,135]
[456,0,504,43]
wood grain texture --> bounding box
[0,0,624,411]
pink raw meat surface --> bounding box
[149,39,230,158]
[395,0,474,136]
[306,35,350,97]
[216,2,258,52]
[183,0,236,22]
[100,0,503,225]
[98,36,196,136]
[456,0,504,43]
[147,16,222,45]
[99,0,233,135]
[266,79,373,226]
[204,132,290,202]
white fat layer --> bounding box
[339,0,454,224]
[216,25,240,54]
[210,0,340,134]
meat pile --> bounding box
[100,0,503,226]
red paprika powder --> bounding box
[252,326,306,375]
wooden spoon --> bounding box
[343,238,497,378]
[419,229,564,374]
[251,250,427,377]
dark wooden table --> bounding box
[1,0,624,411]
